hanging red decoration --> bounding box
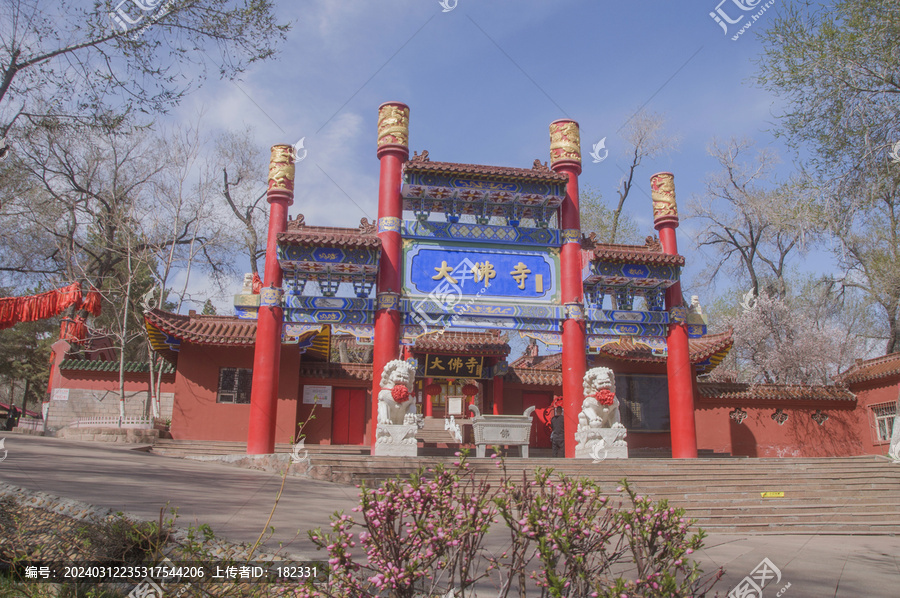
[251,272,263,294]
[423,383,442,396]
[461,383,479,396]
[593,389,616,406]
[0,282,84,330]
[391,385,411,403]
[81,287,102,317]
[60,316,88,343]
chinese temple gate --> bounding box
[236,101,719,458]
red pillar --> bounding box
[247,145,294,454]
[651,172,698,459]
[424,377,434,417]
[492,372,504,415]
[370,102,410,449]
[550,120,587,459]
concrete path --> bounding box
[1,432,898,597]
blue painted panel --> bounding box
[404,243,558,302]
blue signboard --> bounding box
[403,241,559,303]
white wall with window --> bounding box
[871,402,897,443]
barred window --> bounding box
[872,402,897,443]
[217,368,253,404]
[615,374,670,431]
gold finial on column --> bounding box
[377,102,410,157]
[549,119,582,171]
[268,144,295,193]
[650,172,678,229]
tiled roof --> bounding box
[412,330,510,356]
[834,352,900,386]
[403,159,569,183]
[278,215,381,247]
[59,359,175,374]
[298,362,373,382]
[506,332,734,384]
[145,309,257,346]
[584,235,685,266]
[506,368,562,387]
[697,382,856,403]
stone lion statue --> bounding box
[578,367,624,429]
[377,359,417,425]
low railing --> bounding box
[73,416,153,429]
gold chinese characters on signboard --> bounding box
[424,354,484,379]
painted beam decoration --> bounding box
[401,173,565,225]
[402,220,560,247]
[283,295,375,325]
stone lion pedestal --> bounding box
[574,426,628,460]
[374,419,423,457]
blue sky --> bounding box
[172,0,817,306]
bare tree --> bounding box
[0,1,289,139]
[580,110,678,244]
[690,138,818,298]
[214,127,269,274]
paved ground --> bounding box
[1,432,898,597]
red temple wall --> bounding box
[695,403,864,457]
[170,343,299,444]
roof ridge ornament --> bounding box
[359,217,377,235]
[411,150,430,163]
[645,235,662,252]
[288,214,306,230]
[532,159,551,172]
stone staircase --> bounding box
[149,439,900,534]
[300,454,900,535]
[416,416,464,447]
[150,438,369,457]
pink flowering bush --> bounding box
[300,454,721,597]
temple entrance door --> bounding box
[332,388,366,445]
[522,392,553,449]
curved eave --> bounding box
[403,160,569,184]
